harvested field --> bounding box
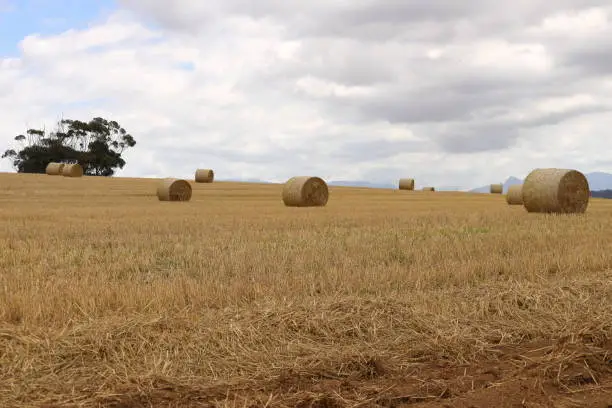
[0,172,611,408]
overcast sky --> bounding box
[1,0,611,189]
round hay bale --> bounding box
[195,168,214,183]
[62,163,83,178]
[522,168,589,214]
[282,176,328,207]
[45,162,64,175]
[157,178,192,202]
[398,178,415,190]
[422,187,435,191]
[506,184,523,205]
[490,183,503,194]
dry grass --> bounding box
[1,173,611,407]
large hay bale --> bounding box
[490,183,503,194]
[62,163,83,178]
[522,168,589,214]
[282,176,328,207]
[45,162,64,176]
[157,178,192,202]
[398,178,415,190]
[195,168,214,183]
[506,184,523,205]
[422,187,435,191]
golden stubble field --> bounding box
[0,173,611,408]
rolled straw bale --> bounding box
[62,163,83,178]
[282,176,328,207]
[45,162,64,175]
[398,178,415,190]
[506,184,523,205]
[522,168,589,214]
[422,187,435,191]
[490,183,503,194]
[195,168,214,183]
[157,178,192,202]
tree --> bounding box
[2,117,136,176]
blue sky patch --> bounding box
[0,0,117,57]
[174,61,195,71]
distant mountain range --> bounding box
[217,172,612,198]
[327,180,395,189]
[326,180,462,191]
[218,178,273,184]
[469,176,523,193]
[591,190,612,198]
[469,172,612,194]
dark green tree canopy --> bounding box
[2,117,136,176]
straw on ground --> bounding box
[0,173,610,407]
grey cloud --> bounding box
[560,46,612,75]
[120,0,608,40]
[117,2,221,33]
[153,140,301,166]
[519,105,612,128]
[293,21,457,43]
[280,39,400,86]
[207,147,299,165]
[429,103,612,154]
[331,138,431,161]
[303,76,546,124]
[117,0,612,158]
[525,12,612,77]
[433,125,520,154]
[430,101,612,154]
[362,92,481,124]
[120,0,483,24]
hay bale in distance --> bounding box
[195,169,214,183]
[522,168,589,214]
[506,184,523,205]
[398,178,415,190]
[157,178,193,202]
[45,162,64,176]
[282,176,329,207]
[62,163,83,178]
[490,183,503,194]
[422,187,435,191]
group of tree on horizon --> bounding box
[2,116,136,176]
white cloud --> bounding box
[537,7,609,34]
[1,2,612,189]
[466,41,553,74]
